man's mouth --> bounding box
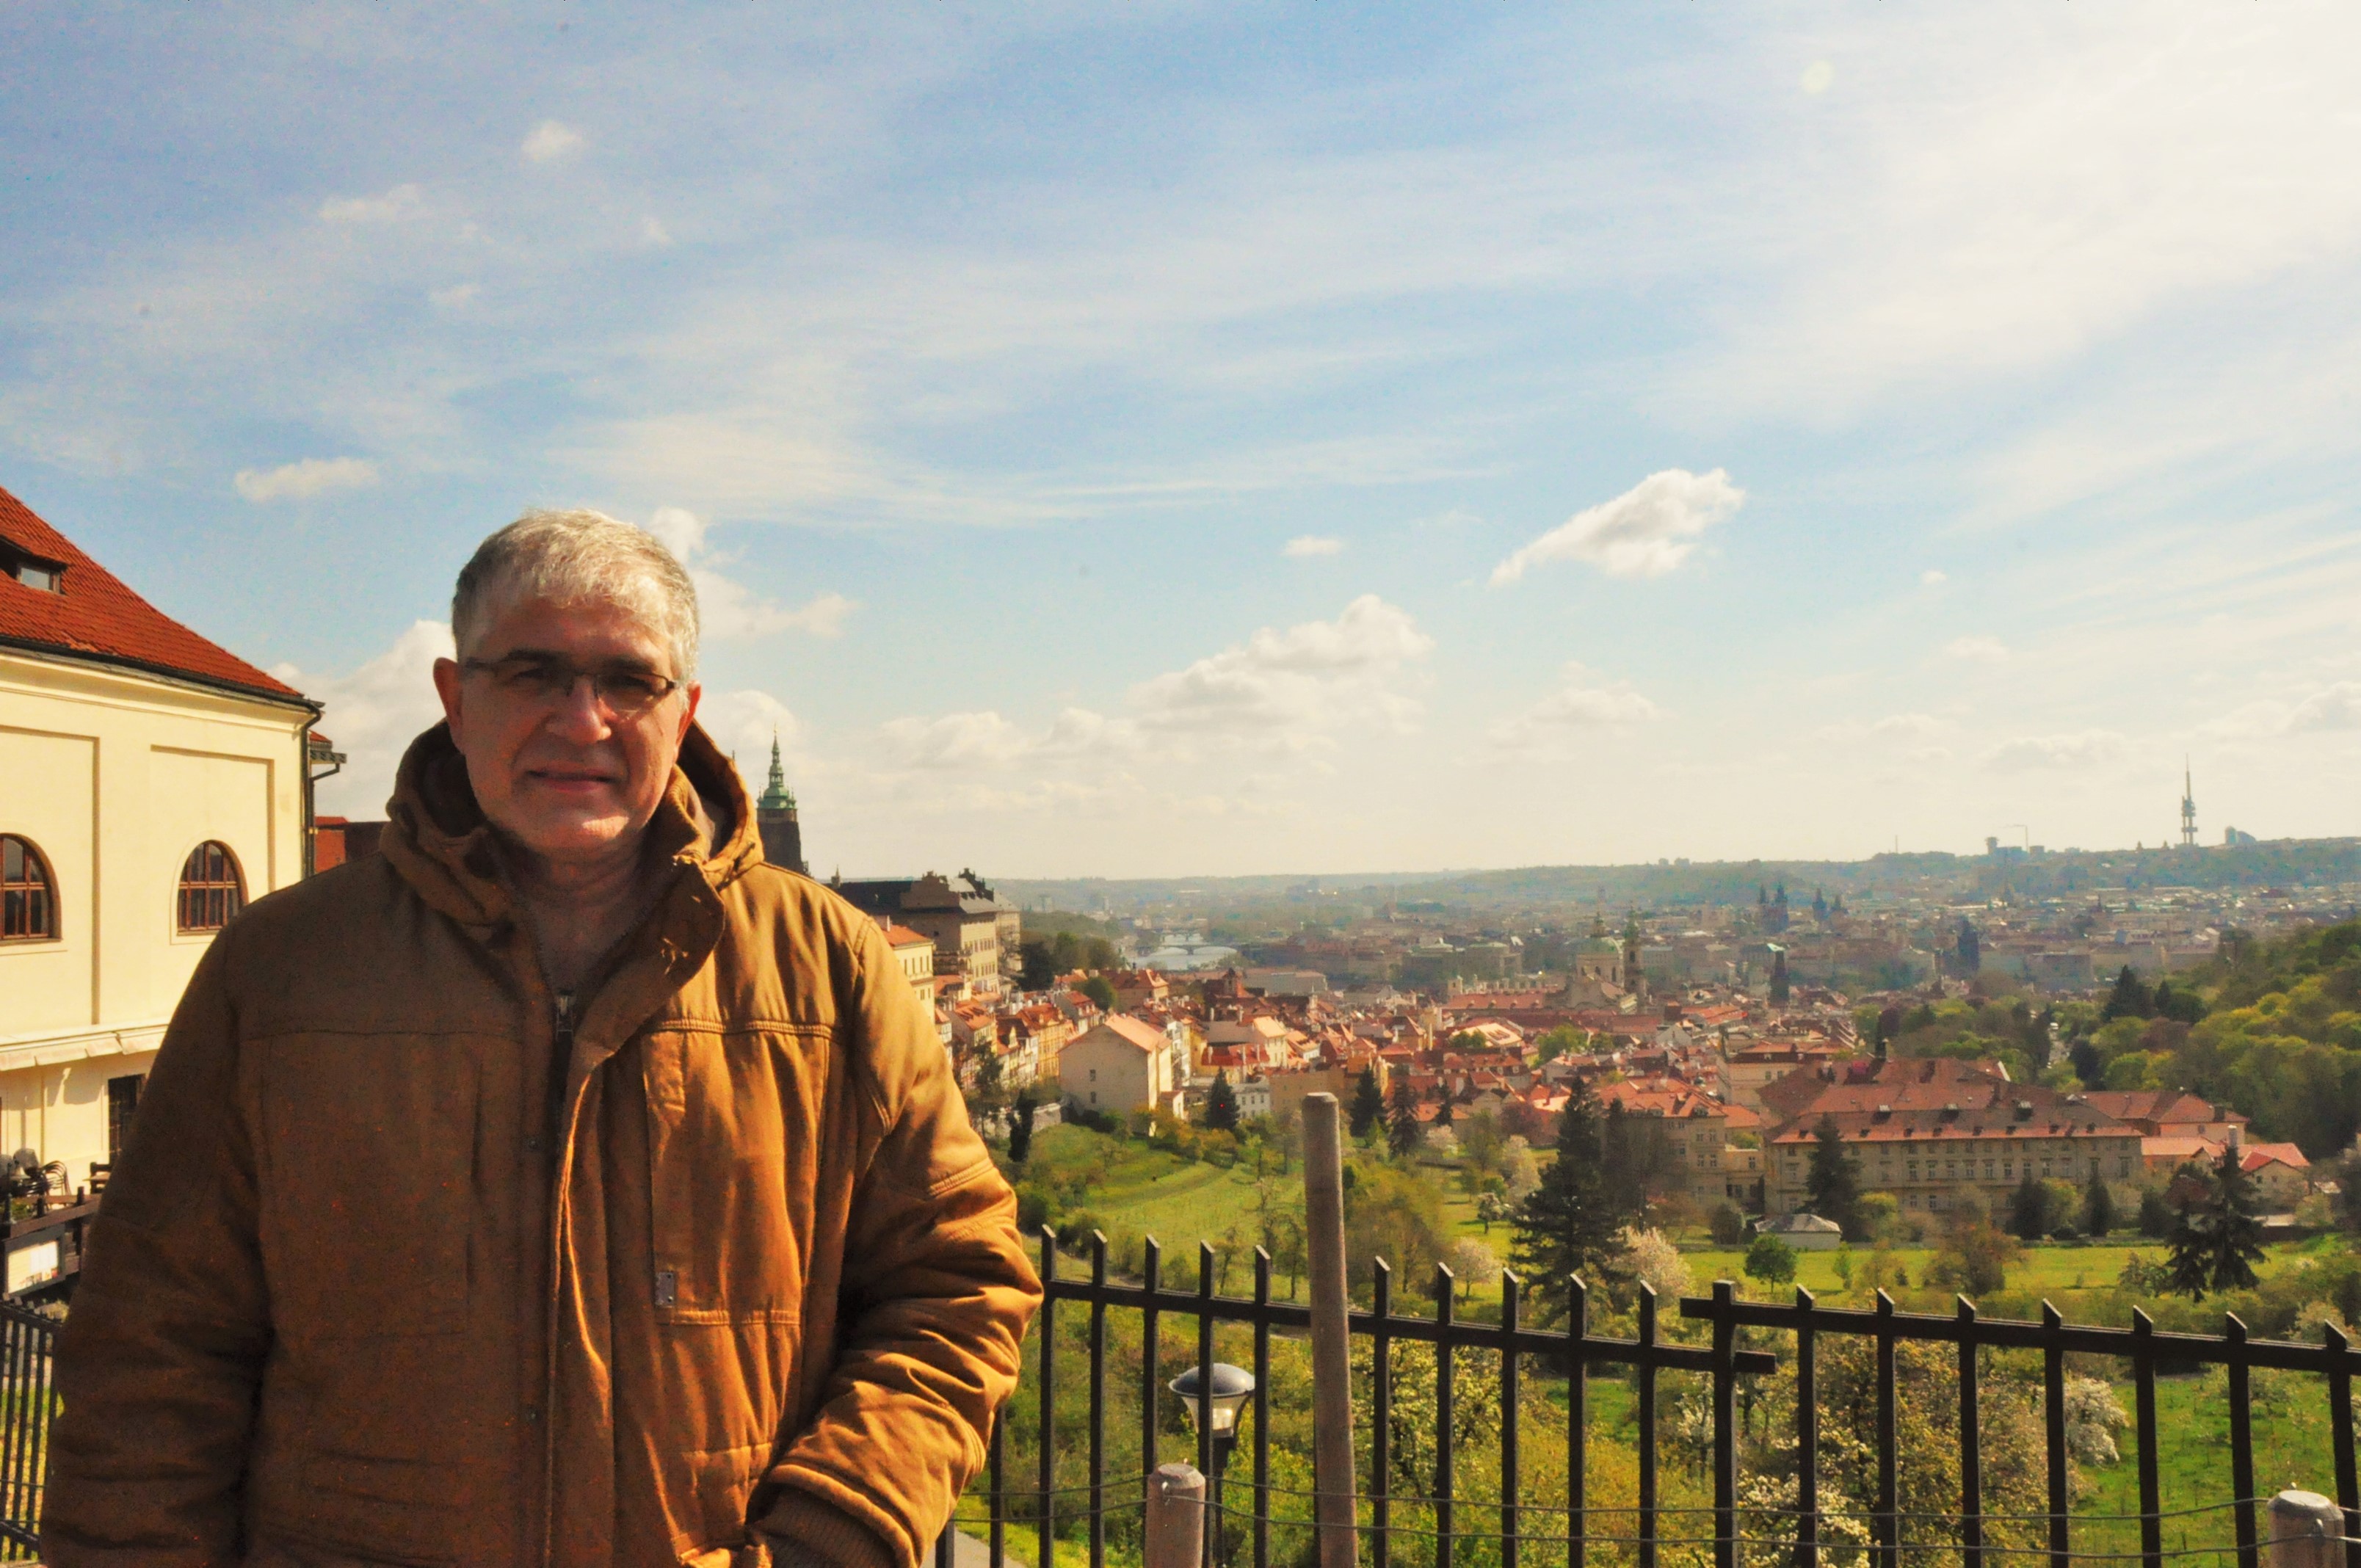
[526,766,620,795]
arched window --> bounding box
[177,841,246,934]
[1,835,58,941]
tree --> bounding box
[2006,1172,2051,1241]
[1386,1075,1423,1158]
[1708,1201,1749,1247]
[1018,940,1059,992]
[1622,1227,1691,1302]
[1205,1070,1239,1133]
[1349,1067,1385,1141]
[1805,1114,1864,1238]
[1744,1233,1798,1286]
[1535,1024,1586,1063]
[2083,1170,2118,1237]
[1007,1092,1036,1166]
[1474,1192,1512,1235]
[1459,1108,1507,1178]
[2102,966,2153,1023]
[2166,1147,2267,1300]
[1925,1215,2022,1296]
[1080,974,1117,1012]
[1512,1078,1637,1319]
[1446,1237,1503,1302]
[2136,1184,2174,1238]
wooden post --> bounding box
[2271,1490,2344,1568]
[1302,1092,1360,1568]
[1147,1462,1208,1568]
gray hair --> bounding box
[451,509,700,681]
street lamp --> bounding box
[1171,1362,1255,1560]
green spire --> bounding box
[758,732,796,811]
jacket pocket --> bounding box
[252,1450,458,1565]
[641,1027,822,1324]
[689,1439,776,1553]
[258,1031,480,1337]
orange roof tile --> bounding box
[0,482,306,704]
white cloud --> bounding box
[1981,730,2130,772]
[1284,535,1344,558]
[319,184,422,225]
[1800,60,1834,96]
[1818,712,1948,744]
[1490,664,1662,752]
[521,120,584,164]
[880,711,1034,770]
[640,216,675,248]
[280,620,455,817]
[429,282,479,310]
[1921,569,1948,587]
[1130,595,1434,737]
[1490,468,1743,584]
[234,455,380,502]
[2288,682,2361,733]
[648,507,857,640]
[1943,635,2009,664]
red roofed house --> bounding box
[1,482,321,1201]
[1061,1014,1186,1117]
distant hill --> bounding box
[997,838,2361,918]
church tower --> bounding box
[755,733,808,876]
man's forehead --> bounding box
[474,592,675,664]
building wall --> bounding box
[1062,1027,1169,1114]
[0,647,310,1188]
[1770,1131,2144,1215]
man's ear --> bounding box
[676,682,703,744]
[432,657,466,744]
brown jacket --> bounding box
[44,722,1040,1567]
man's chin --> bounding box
[499,813,639,865]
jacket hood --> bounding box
[381,719,763,928]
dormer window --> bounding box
[1,545,64,592]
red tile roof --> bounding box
[0,482,306,704]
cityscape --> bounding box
[9,7,2361,1567]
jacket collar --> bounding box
[380,719,764,931]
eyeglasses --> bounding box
[460,654,683,717]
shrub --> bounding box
[1744,1233,1799,1286]
[1708,1200,1750,1247]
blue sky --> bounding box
[6,3,2360,878]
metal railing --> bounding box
[0,1300,56,1558]
[937,1230,2361,1568]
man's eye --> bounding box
[605,672,668,703]
[508,661,573,692]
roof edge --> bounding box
[1,634,320,716]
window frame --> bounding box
[0,833,59,944]
[175,840,247,935]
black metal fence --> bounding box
[937,1230,2361,1568]
[0,1301,56,1559]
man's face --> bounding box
[431,591,702,869]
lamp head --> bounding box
[1169,1361,1256,1434]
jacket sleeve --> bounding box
[759,918,1042,1568]
[43,937,269,1566]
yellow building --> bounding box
[1,484,317,1191]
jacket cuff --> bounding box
[758,1489,901,1568]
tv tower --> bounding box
[2180,759,2197,849]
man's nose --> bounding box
[545,676,617,741]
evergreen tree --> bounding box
[2008,1172,2050,1241]
[1205,1070,1239,1134]
[1007,1092,1036,1166]
[1805,1114,1864,1237]
[2102,965,2154,1023]
[2083,1168,2117,1237]
[1349,1067,1385,1141]
[2166,1147,2267,1300]
[2136,1184,2174,1238]
[1434,1093,1455,1129]
[1956,918,1982,974]
[1387,1075,1423,1158]
[1511,1078,1636,1322]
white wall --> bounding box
[0,647,310,1187]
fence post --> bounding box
[1302,1092,1360,1568]
[1149,1463,1209,1568]
[2269,1490,2343,1568]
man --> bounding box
[46,512,1040,1566]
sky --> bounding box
[5,3,2361,879]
